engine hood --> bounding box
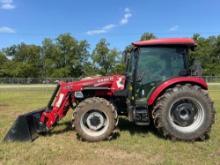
[61,75,126,93]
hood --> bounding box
[64,75,126,92]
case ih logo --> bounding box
[97,76,113,83]
[116,77,124,89]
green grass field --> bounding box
[0,85,220,165]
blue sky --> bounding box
[0,0,220,51]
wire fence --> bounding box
[0,77,80,84]
[203,76,220,83]
[0,76,220,84]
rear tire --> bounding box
[152,84,215,141]
[73,97,118,142]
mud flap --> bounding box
[3,108,46,142]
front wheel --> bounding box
[153,84,215,141]
[73,97,118,142]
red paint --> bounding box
[147,77,208,105]
[132,38,196,47]
[38,75,208,128]
[39,75,126,128]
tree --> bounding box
[42,38,63,77]
[74,40,90,77]
[1,32,220,78]
[41,34,91,78]
[140,32,156,41]
[0,52,7,65]
[0,52,8,77]
[190,34,220,76]
[92,39,121,75]
[82,62,99,76]
[209,35,220,75]
[2,44,41,77]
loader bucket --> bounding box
[3,108,46,142]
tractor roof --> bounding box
[132,38,196,47]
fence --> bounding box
[203,76,220,83]
[0,76,220,84]
[0,77,79,84]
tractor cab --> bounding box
[124,38,197,124]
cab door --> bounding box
[135,47,187,108]
[124,49,137,105]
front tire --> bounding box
[73,97,118,142]
[153,84,215,141]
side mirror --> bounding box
[190,59,203,76]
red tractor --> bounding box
[4,38,215,142]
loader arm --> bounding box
[39,83,73,129]
[3,75,126,142]
[3,82,75,142]
[39,75,126,130]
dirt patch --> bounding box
[209,148,220,157]
[0,104,9,112]
[95,148,145,160]
[0,104,9,107]
[93,148,164,164]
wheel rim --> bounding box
[169,97,205,133]
[80,110,109,137]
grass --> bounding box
[0,85,220,165]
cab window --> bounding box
[138,47,186,84]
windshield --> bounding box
[138,47,186,84]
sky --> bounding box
[0,0,220,51]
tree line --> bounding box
[0,32,220,78]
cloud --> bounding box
[124,8,130,13]
[103,24,116,30]
[86,8,132,35]
[87,29,107,35]
[0,26,15,33]
[120,8,132,25]
[169,25,179,32]
[87,24,116,35]
[1,0,15,10]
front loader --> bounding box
[4,38,215,142]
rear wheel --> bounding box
[153,84,215,141]
[73,97,118,142]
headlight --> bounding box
[74,91,84,98]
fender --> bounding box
[147,77,208,106]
